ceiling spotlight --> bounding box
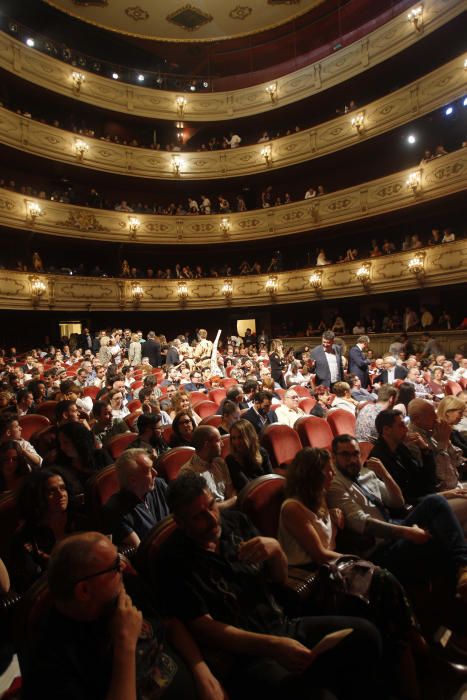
[112,72,119,80]
[137,74,144,82]
[202,81,209,88]
[407,134,416,144]
[189,84,196,92]
[463,97,467,107]
[445,106,453,116]
[26,38,35,47]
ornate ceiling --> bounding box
[43,0,325,42]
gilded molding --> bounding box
[0,55,465,179]
[0,242,465,311]
[0,0,465,121]
[0,149,465,244]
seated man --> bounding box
[349,375,377,404]
[328,434,467,596]
[21,531,224,700]
[181,426,236,509]
[243,390,278,435]
[0,415,42,468]
[156,471,383,700]
[91,400,129,447]
[356,384,397,443]
[275,389,305,428]
[55,399,80,425]
[130,413,170,458]
[103,448,170,547]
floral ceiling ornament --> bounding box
[229,6,253,20]
[125,6,150,22]
[166,5,213,32]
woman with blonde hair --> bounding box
[169,391,201,425]
[269,338,286,388]
[97,335,113,366]
[226,419,272,492]
[128,332,142,367]
[437,395,467,457]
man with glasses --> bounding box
[328,434,467,599]
[22,531,224,700]
[243,390,278,435]
[275,390,305,428]
[183,371,208,393]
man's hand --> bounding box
[433,420,452,449]
[237,537,282,566]
[401,524,431,544]
[268,637,315,673]
[192,661,228,700]
[111,590,142,652]
[365,457,388,480]
[406,432,429,450]
[442,488,467,500]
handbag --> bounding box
[311,555,376,613]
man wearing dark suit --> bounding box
[348,335,371,389]
[141,331,161,367]
[374,356,407,385]
[166,339,181,367]
[78,327,93,353]
[243,390,278,435]
[310,331,344,388]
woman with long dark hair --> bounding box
[0,441,31,493]
[226,419,273,492]
[269,339,286,389]
[169,411,196,448]
[9,468,81,591]
[55,422,112,487]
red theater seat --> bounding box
[157,446,195,482]
[237,474,286,537]
[18,414,50,441]
[295,416,333,450]
[260,424,302,472]
[327,409,356,438]
[105,432,138,460]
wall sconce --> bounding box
[266,275,278,296]
[351,112,365,134]
[71,71,85,93]
[177,280,189,302]
[221,278,233,301]
[408,252,425,278]
[356,262,371,287]
[128,217,140,238]
[309,270,323,291]
[26,201,43,222]
[464,58,467,70]
[131,282,144,305]
[176,96,187,118]
[220,218,230,235]
[406,170,421,193]
[261,145,272,167]
[29,275,47,306]
[407,5,423,32]
[74,139,89,161]
[266,82,278,103]
[172,155,184,176]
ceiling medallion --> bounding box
[72,1,108,6]
[125,6,150,21]
[229,6,253,20]
[166,4,213,32]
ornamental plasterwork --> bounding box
[124,6,150,21]
[0,56,464,181]
[166,5,213,32]
[0,150,465,245]
[0,242,465,311]
[0,0,463,121]
[229,6,253,20]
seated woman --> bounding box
[393,382,416,418]
[310,385,332,418]
[169,411,196,448]
[54,422,112,488]
[437,396,467,458]
[428,366,446,399]
[279,447,422,697]
[9,468,82,592]
[0,441,31,493]
[109,388,130,420]
[169,391,201,425]
[226,419,273,492]
[218,399,241,436]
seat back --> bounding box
[82,386,100,400]
[186,391,207,404]
[358,441,374,463]
[295,416,333,450]
[327,409,356,438]
[208,388,226,406]
[193,400,218,419]
[298,397,317,414]
[0,492,21,560]
[290,385,311,398]
[105,432,138,460]
[237,474,286,537]
[446,380,462,396]
[85,465,119,530]
[31,425,58,460]
[260,424,302,471]
[199,415,222,428]
[219,378,237,389]
[162,426,173,444]
[127,399,142,413]
[135,515,177,582]
[35,401,58,421]
[157,446,195,482]
[18,414,50,441]
[124,410,143,430]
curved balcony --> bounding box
[1,241,465,312]
[0,0,463,121]
[1,149,465,245]
[0,54,464,180]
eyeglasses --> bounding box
[179,419,192,425]
[287,395,299,399]
[335,450,360,459]
[73,553,124,584]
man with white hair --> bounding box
[275,389,306,427]
[102,448,169,546]
[374,355,407,385]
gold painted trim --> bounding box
[0,149,465,245]
[1,0,464,120]
[43,0,324,43]
[0,54,464,179]
[0,241,465,311]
